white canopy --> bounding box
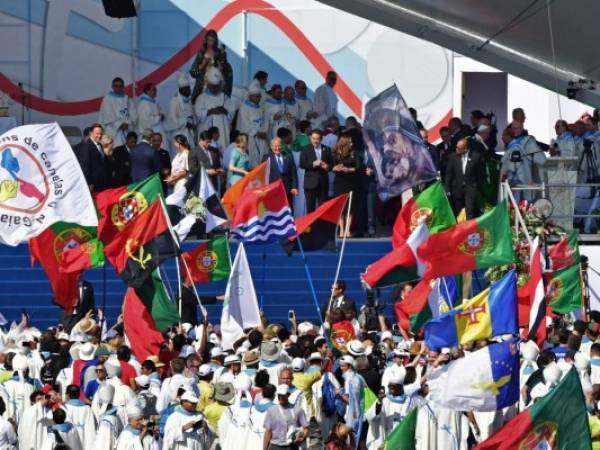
[319,0,600,106]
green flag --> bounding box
[547,263,582,314]
[135,270,180,331]
[380,406,418,450]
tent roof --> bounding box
[319,0,600,106]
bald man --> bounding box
[262,137,298,211]
[444,138,485,219]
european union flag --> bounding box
[424,270,517,350]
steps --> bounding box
[0,239,396,330]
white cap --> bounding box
[297,321,314,336]
[126,402,143,418]
[530,383,549,400]
[520,340,539,362]
[181,391,199,403]
[543,362,562,384]
[79,342,95,361]
[276,384,290,396]
[339,355,355,367]
[308,352,323,362]
[387,367,406,386]
[291,357,305,372]
[224,355,241,366]
[135,375,150,388]
[381,331,393,341]
[206,67,222,85]
[98,384,115,404]
[210,347,224,359]
[198,364,212,377]
[347,340,366,356]
[248,80,262,96]
[12,354,28,371]
[176,73,190,88]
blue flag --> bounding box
[362,85,437,201]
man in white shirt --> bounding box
[63,384,97,449]
[313,71,339,127]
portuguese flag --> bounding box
[104,200,179,288]
[474,367,591,450]
[547,263,582,314]
[181,236,231,284]
[30,222,98,313]
[59,238,104,273]
[549,231,580,272]
[417,201,515,279]
[95,173,163,243]
[362,220,428,289]
[380,406,418,450]
[395,278,434,334]
[393,181,456,249]
[329,320,356,353]
[283,194,348,254]
[123,270,179,362]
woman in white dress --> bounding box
[165,134,190,194]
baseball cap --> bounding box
[291,357,305,372]
[276,384,290,396]
[181,391,199,403]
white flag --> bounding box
[0,123,97,245]
[220,243,260,350]
[198,168,227,232]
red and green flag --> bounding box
[329,320,356,353]
[59,238,104,273]
[395,278,435,335]
[181,236,231,284]
[549,231,580,272]
[417,201,515,279]
[547,263,582,314]
[474,367,591,450]
[29,222,98,313]
[393,181,456,249]
[124,270,180,362]
[104,200,179,289]
[380,406,418,450]
[95,174,163,243]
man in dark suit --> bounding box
[187,130,223,192]
[129,128,161,183]
[262,137,298,210]
[444,138,485,219]
[447,117,465,152]
[110,131,136,187]
[150,132,171,194]
[79,123,113,192]
[72,126,91,166]
[437,126,452,182]
[299,129,332,212]
[322,280,356,319]
[58,278,95,333]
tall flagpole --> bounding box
[296,236,326,331]
[328,191,353,315]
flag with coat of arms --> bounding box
[230,179,296,243]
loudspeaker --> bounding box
[102,0,137,18]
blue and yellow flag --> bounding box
[424,270,517,350]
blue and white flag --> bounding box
[427,338,520,411]
[362,85,437,201]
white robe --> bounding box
[500,135,546,201]
[519,361,538,410]
[99,92,138,147]
[257,361,286,387]
[313,84,338,125]
[93,408,124,450]
[296,96,314,121]
[414,401,469,450]
[218,397,253,450]
[3,378,34,424]
[0,416,16,450]
[552,132,576,157]
[156,374,187,414]
[237,100,268,168]
[282,100,300,139]
[194,91,234,151]
[136,94,163,137]
[366,395,415,449]
[115,426,154,450]
[41,424,83,450]
[263,98,287,140]
[165,93,195,154]
[64,399,97,450]
[56,367,73,399]
[17,402,51,450]
[27,351,45,381]
[163,408,211,450]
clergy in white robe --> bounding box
[163,391,212,450]
[64,386,97,450]
[237,80,268,168]
[41,409,83,450]
[92,384,123,450]
[550,120,576,157]
[282,86,300,139]
[115,404,154,450]
[263,85,287,140]
[195,67,233,151]
[99,77,138,147]
[414,401,469,450]
[294,80,319,128]
[218,391,253,450]
[0,414,16,450]
[165,74,195,154]
[4,354,35,424]
[313,71,339,128]
[17,396,52,450]
[136,83,164,137]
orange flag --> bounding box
[222,161,268,217]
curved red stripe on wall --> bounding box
[0,0,452,139]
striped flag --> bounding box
[230,179,296,243]
[528,238,547,347]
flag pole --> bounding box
[260,244,266,311]
[328,191,353,315]
[158,197,207,319]
[296,236,326,331]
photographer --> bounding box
[163,391,211,449]
[116,403,155,449]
